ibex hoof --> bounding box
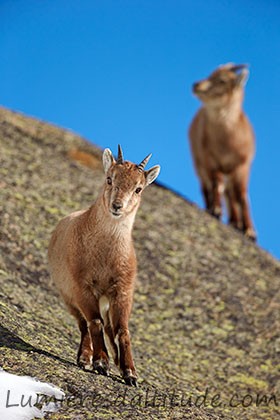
[244,228,257,242]
[77,354,93,371]
[93,359,109,376]
[123,369,138,387]
[124,376,138,387]
[208,208,221,220]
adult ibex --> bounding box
[189,63,256,240]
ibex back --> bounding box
[48,145,160,386]
[189,63,256,240]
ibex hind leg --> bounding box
[225,182,243,231]
[103,311,119,367]
[232,166,257,241]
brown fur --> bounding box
[48,147,160,386]
[189,63,256,240]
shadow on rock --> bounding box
[0,324,75,367]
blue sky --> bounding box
[1,0,279,259]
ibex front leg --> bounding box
[79,295,110,376]
[67,303,93,370]
[209,171,223,219]
[199,168,223,219]
[109,291,137,387]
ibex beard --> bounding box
[48,145,160,387]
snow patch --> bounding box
[0,368,65,420]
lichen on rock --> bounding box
[0,107,279,419]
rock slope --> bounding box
[0,107,279,419]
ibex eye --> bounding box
[107,177,112,185]
[135,187,142,194]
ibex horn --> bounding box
[117,144,124,164]
[231,64,248,72]
[138,153,152,171]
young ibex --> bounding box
[189,63,256,240]
[48,146,160,387]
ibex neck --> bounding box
[206,90,244,125]
[88,194,136,239]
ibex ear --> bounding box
[103,148,115,173]
[145,165,160,186]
